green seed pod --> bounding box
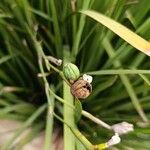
[63,63,80,81]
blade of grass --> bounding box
[0,55,16,64]
[87,69,150,75]
[0,103,36,116]
[103,17,150,69]
[49,0,62,57]
[30,8,52,21]
[63,50,75,150]
[99,85,149,110]
[71,0,91,60]
[80,10,150,56]
[139,74,150,87]
[102,37,148,123]
[0,113,26,121]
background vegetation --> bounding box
[0,0,150,149]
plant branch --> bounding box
[82,110,112,130]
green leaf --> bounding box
[139,74,150,87]
[80,10,150,56]
[87,69,150,75]
[30,8,52,21]
[0,55,16,65]
[74,98,82,123]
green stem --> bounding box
[48,87,74,109]
[44,84,54,150]
[54,113,93,150]
[30,35,114,149]
[54,113,108,150]
[38,51,54,150]
[45,86,113,132]
[82,110,112,130]
[40,53,114,131]
[47,63,70,86]
[63,74,76,150]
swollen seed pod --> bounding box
[63,63,80,81]
[70,74,92,99]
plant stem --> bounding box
[32,40,119,149]
[54,113,93,150]
[63,52,76,150]
[39,55,114,131]
[45,87,113,131]
[82,110,112,130]
[54,113,109,150]
[44,84,54,150]
[38,51,54,150]
[44,57,70,86]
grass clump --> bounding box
[0,0,150,149]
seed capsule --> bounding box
[63,63,80,81]
[70,77,92,99]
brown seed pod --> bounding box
[70,78,92,99]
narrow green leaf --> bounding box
[80,10,150,56]
[72,0,91,59]
[74,98,82,123]
[102,37,148,123]
[139,74,150,87]
[63,50,75,150]
[87,69,150,75]
[30,8,52,21]
[0,55,16,65]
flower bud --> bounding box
[63,63,80,81]
[83,74,93,83]
[112,121,134,135]
[107,133,121,147]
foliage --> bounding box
[0,0,150,149]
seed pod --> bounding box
[63,63,80,81]
[70,77,92,99]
